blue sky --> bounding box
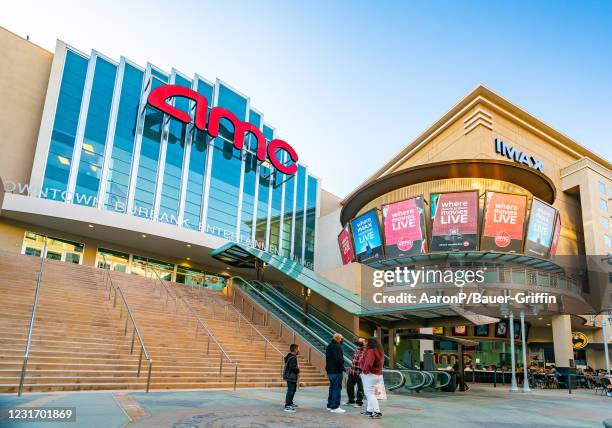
[4,0,611,197]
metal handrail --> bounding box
[176,283,284,362]
[147,266,239,390]
[230,276,406,390]
[250,279,408,370]
[17,240,47,396]
[101,254,153,392]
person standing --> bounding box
[346,338,365,407]
[325,333,345,413]
[360,337,384,419]
[283,344,300,412]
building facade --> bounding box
[1,26,612,372]
[0,27,318,285]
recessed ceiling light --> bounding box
[186,257,191,261]
[186,244,191,248]
[226,267,230,270]
[538,317,543,320]
[141,234,147,238]
[88,224,94,228]
[546,323,551,326]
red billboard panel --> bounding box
[337,225,356,265]
[481,192,527,252]
[382,196,427,258]
[431,191,479,251]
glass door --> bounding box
[22,232,84,264]
[96,248,130,272]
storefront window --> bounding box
[22,232,84,264]
[96,248,129,272]
[131,255,173,280]
[175,266,226,290]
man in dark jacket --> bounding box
[283,344,300,412]
[326,333,345,413]
[346,337,365,407]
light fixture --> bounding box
[538,317,543,320]
[226,266,231,270]
[186,257,191,261]
[141,234,147,238]
[57,156,69,166]
[546,323,551,326]
[82,143,94,153]
[186,244,191,248]
[395,334,400,345]
[88,224,94,228]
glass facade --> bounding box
[42,51,89,200]
[74,57,117,206]
[104,63,144,211]
[39,47,318,269]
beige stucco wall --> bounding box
[0,27,52,185]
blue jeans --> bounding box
[285,381,297,406]
[327,373,342,409]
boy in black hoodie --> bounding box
[283,344,300,412]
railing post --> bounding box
[207,335,210,354]
[138,348,143,376]
[130,328,136,354]
[146,362,152,393]
[220,355,224,374]
[233,364,238,391]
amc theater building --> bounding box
[1,25,611,373]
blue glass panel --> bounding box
[281,154,295,258]
[255,165,271,247]
[158,74,191,224]
[292,165,307,261]
[74,58,117,206]
[133,76,165,218]
[104,63,144,212]
[182,79,213,230]
[304,175,318,268]
[205,84,246,239]
[42,50,88,200]
[238,110,262,243]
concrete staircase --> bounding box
[0,252,327,393]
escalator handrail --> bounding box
[399,369,428,390]
[259,281,358,341]
[253,280,409,371]
[231,276,406,390]
[429,370,452,389]
[252,281,359,356]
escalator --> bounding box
[235,278,453,392]
[230,276,405,391]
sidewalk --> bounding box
[1,384,610,427]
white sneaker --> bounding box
[330,407,346,413]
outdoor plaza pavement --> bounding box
[1,383,611,428]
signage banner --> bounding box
[382,196,427,258]
[524,198,557,258]
[549,214,561,257]
[431,191,479,251]
[337,225,356,265]
[350,209,384,264]
[481,192,527,252]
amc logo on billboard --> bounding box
[148,85,298,175]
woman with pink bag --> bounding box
[359,337,385,419]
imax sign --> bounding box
[494,138,544,173]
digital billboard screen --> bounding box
[549,215,561,257]
[337,225,356,265]
[382,196,427,258]
[524,198,557,258]
[431,191,479,251]
[481,192,527,252]
[350,209,384,264]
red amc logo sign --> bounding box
[148,84,298,175]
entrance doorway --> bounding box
[22,231,84,264]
